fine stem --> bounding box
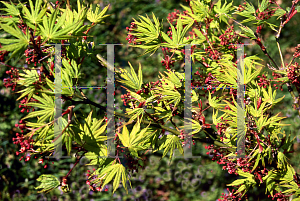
[276,40,285,69]
[64,152,86,179]
[275,17,300,116]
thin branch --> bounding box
[62,91,235,152]
[63,151,86,180]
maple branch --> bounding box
[62,92,235,152]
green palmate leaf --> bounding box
[0,38,20,45]
[60,59,83,96]
[35,141,54,153]
[35,174,60,194]
[248,100,267,118]
[118,123,130,147]
[118,120,155,156]
[212,108,226,125]
[34,123,52,142]
[214,0,233,24]
[280,133,296,153]
[255,114,269,132]
[60,0,89,36]
[267,112,289,128]
[78,111,108,153]
[208,91,226,109]
[0,1,20,16]
[38,8,83,41]
[16,86,36,103]
[277,151,288,171]
[98,163,131,194]
[247,81,262,98]
[262,84,285,105]
[87,4,110,23]
[248,149,259,170]
[234,1,256,23]
[158,134,183,161]
[159,89,181,108]
[163,70,183,88]
[262,170,281,196]
[133,13,161,43]
[62,58,81,81]
[160,31,176,47]
[228,169,256,197]
[239,26,257,39]
[50,118,79,156]
[161,16,193,49]
[72,0,87,20]
[118,62,143,91]
[0,22,30,61]
[154,71,189,110]
[227,178,247,186]
[130,12,161,55]
[181,0,210,23]
[215,64,237,86]
[279,164,296,189]
[259,0,269,12]
[179,118,204,134]
[21,94,55,123]
[244,65,262,85]
[17,68,39,88]
[84,151,107,166]
[126,107,144,123]
[273,8,286,19]
[127,91,145,103]
[0,14,20,24]
[21,0,47,24]
[178,16,194,43]
[191,27,206,45]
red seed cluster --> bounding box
[167,9,180,24]
[219,26,239,49]
[267,191,290,201]
[256,8,276,20]
[236,4,246,12]
[205,45,220,60]
[216,122,227,135]
[13,132,34,161]
[17,21,27,34]
[121,92,132,106]
[19,96,38,114]
[293,44,300,58]
[126,22,138,45]
[3,67,19,91]
[3,71,17,91]
[0,43,9,62]
[85,169,105,192]
[14,119,27,133]
[257,74,270,88]
[287,62,300,85]
[24,35,43,67]
[270,72,284,90]
[218,188,246,201]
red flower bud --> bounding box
[138,101,146,108]
[257,97,262,109]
